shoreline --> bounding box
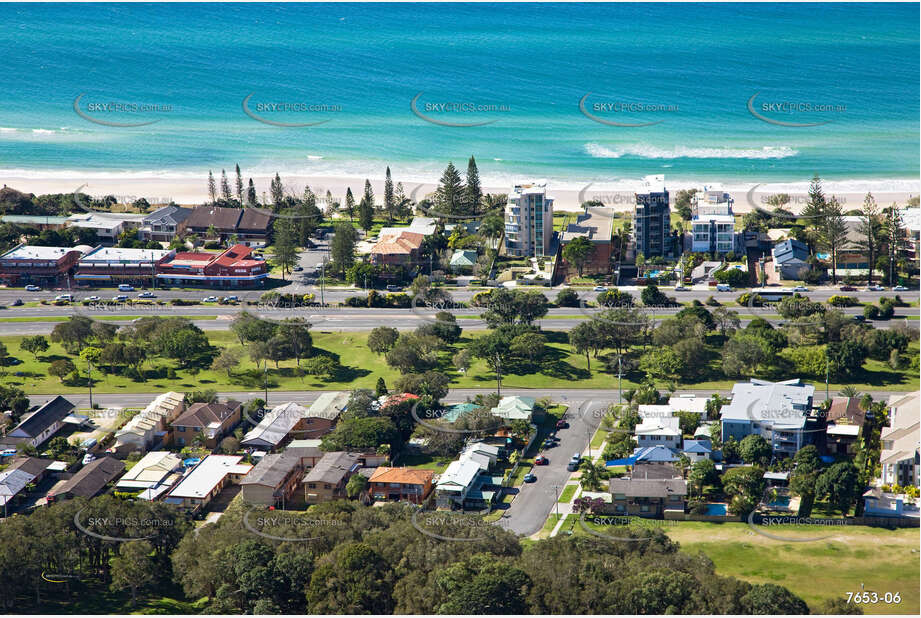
[1,172,917,213]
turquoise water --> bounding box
[767,496,791,508]
[0,2,917,189]
[704,503,728,516]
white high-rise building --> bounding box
[504,180,554,257]
[691,186,736,254]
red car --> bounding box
[839,285,856,292]
[534,455,549,465]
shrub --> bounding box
[705,295,721,306]
[863,305,880,320]
[827,295,858,307]
[878,299,895,320]
[736,292,763,307]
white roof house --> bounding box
[306,391,350,421]
[720,379,814,429]
[490,396,536,421]
[116,451,182,490]
[241,402,309,450]
[166,455,252,501]
[436,459,481,493]
[115,392,184,452]
[667,394,708,415]
[635,416,681,438]
[880,392,920,487]
[378,216,437,239]
[637,405,674,420]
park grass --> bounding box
[1,329,917,395]
[558,484,578,503]
[663,521,919,615]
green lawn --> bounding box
[557,484,578,503]
[395,453,453,474]
[665,521,919,615]
[1,329,917,395]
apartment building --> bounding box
[504,180,554,257]
[691,187,736,254]
[633,175,670,258]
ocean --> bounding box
[0,2,918,194]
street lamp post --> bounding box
[263,365,268,406]
[87,360,94,410]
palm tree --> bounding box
[838,385,860,398]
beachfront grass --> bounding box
[1,329,917,395]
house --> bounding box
[0,396,74,449]
[435,458,483,510]
[0,214,69,231]
[822,397,866,456]
[183,206,274,247]
[66,212,145,243]
[156,244,268,288]
[631,445,680,464]
[370,230,425,266]
[490,396,536,423]
[368,467,434,504]
[75,246,174,286]
[114,391,185,454]
[440,402,479,423]
[879,392,920,488]
[682,439,713,463]
[378,217,437,239]
[772,239,810,280]
[608,476,687,517]
[0,457,53,515]
[635,416,681,450]
[302,451,361,504]
[449,249,478,272]
[52,456,125,500]
[690,188,737,255]
[631,462,682,480]
[242,402,310,450]
[558,206,614,278]
[667,394,709,416]
[460,442,501,468]
[170,400,242,449]
[240,453,303,507]
[0,244,83,286]
[720,379,815,457]
[302,392,349,435]
[284,439,325,468]
[164,455,252,510]
[115,451,182,492]
[137,205,193,242]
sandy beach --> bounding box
[1,173,917,214]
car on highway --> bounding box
[893,285,908,291]
[839,285,856,292]
[293,266,304,271]
[25,285,41,292]
[11,299,23,306]
[113,294,129,301]
[716,284,732,292]
[386,284,403,292]
[523,473,537,483]
[202,295,219,302]
[118,284,135,292]
[534,455,549,465]
[137,291,156,299]
[556,419,568,429]
[674,285,688,291]
[866,284,884,291]
[86,295,100,302]
[792,286,809,292]
[592,286,607,292]
[222,295,239,302]
[54,294,74,302]
[853,315,866,323]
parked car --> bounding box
[893,285,908,291]
[202,295,219,302]
[542,438,555,449]
[81,453,96,466]
[137,291,156,299]
[25,285,41,292]
[1,449,17,458]
[118,284,135,292]
[716,284,732,292]
[556,419,568,429]
[534,455,549,465]
[293,266,304,272]
[592,286,607,292]
[11,298,23,306]
[54,294,74,302]
[523,473,537,483]
[386,284,403,292]
[839,285,856,292]
[112,295,129,302]
[792,286,809,292]
[866,284,884,291]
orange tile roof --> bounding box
[368,466,434,485]
[371,231,424,256]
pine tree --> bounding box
[343,187,356,221]
[220,170,232,201]
[358,179,375,232]
[246,179,257,207]
[801,174,826,252]
[274,218,298,280]
[883,205,908,285]
[270,173,284,208]
[818,196,849,284]
[854,193,881,285]
[434,162,465,216]
[207,171,217,204]
[383,167,395,223]
[234,164,244,204]
[464,155,482,216]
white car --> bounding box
[866,285,884,292]
[593,286,607,292]
[54,294,74,302]
[202,295,219,302]
[792,286,809,292]
[892,285,908,292]
[137,291,156,299]
[82,453,96,466]
[86,295,100,302]
[25,285,41,292]
[674,285,688,291]
[112,294,129,302]
[118,284,135,292]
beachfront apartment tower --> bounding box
[633,175,670,258]
[691,187,736,255]
[504,181,554,257]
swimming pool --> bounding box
[767,496,790,508]
[704,503,727,516]
[645,270,662,278]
